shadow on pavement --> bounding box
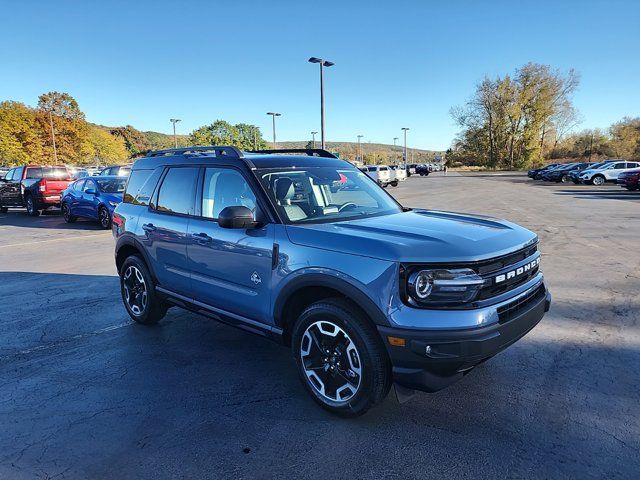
[0,271,638,478]
[0,210,104,230]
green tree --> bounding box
[37,91,85,120]
[190,120,239,146]
[235,123,267,150]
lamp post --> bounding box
[393,137,399,165]
[308,57,334,149]
[48,111,58,164]
[266,112,281,147]
[357,135,364,162]
[170,118,181,148]
[401,128,409,167]
[311,131,318,148]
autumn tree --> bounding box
[451,63,580,169]
[0,101,44,165]
[190,120,266,149]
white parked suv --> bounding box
[364,165,396,188]
[389,165,407,183]
[579,160,640,186]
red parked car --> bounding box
[617,168,640,191]
[0,165,74,215]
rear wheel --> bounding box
[561,174,569,183]
[119,255,167,324]
[292,299,392,417]
[592,175,605,186]
[98,205,111,229]
[62,203,76,223]
[25,195,39,216]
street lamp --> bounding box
[266,112,281,147]
[357,135,364,162]
[170,119,181,148]
[401,128,410,167]
[311,131,318,148]
[308,57,334,150]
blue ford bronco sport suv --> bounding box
[113,146,551,416]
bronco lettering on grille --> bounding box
[494,257,540,284]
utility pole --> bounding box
[401,127,409,168]
[311,131,318,148]
[170,119,181,148]
[308,57,334,149]
[266,112,281,147]
[393,137,399,165]
[48,111,58,164]
[357,135,364,163]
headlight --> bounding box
[108,201,119,207]
[406,268,486,307]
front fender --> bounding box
[272,267,396,328]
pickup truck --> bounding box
[0,165,74,215]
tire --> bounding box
[61,203,76,223]
[98,205,111,229]
[119,255,167,325]
[560,175,569,183]
[291,298,392,417]
[592,175,605,186]
[25,195,40,216]
[391,181,398,187]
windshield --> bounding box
[256,166,402,224]
[96,178,127,193]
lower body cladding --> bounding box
[378,281,551,394]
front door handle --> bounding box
[142,223,156,233]
[191,232,212,244]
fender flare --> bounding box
[273,273,391,328]
[115,235,158,282]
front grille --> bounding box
[475,245,540,300]
[497,284,546,323]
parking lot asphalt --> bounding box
[1,173,638,479]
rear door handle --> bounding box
[142,223,156,233]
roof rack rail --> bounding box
[249,148,338,159]
[147,146,244,158]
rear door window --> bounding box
[123,168,163,205]
[155,167,198,215]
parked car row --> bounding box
[528,160,640,190]
[0,164,129,227]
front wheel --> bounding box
[25,195,40,216]
[119,256,167,324]
[292,299,392,417]
[592,175,605,186]
[561,174,569,183]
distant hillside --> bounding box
[262,141,443,164]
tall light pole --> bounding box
[48,111,58,164]
[170,119,181,148]
[401,127,410,167]
[393,137,399,165]
[357,135,364,162]
[266,112,281,147]
[311,131,318,148]
[308,57,334,150]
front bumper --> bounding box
[379,283,551,393]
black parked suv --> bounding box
[113,146,550,416]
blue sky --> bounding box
[1,0,638,150]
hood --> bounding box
[285,209,538,263]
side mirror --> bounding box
[218,206,258,229]
[85,188,98,195]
